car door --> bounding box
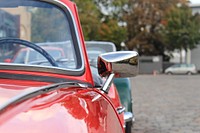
[179,64,187,74]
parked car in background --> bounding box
[165,63,197,75]
[86,41,136,133]
[0,1,139,133]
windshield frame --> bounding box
[0,0,85,76]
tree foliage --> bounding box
[94,0,129,21]
[73,0,101,40]
[163,4,200,62]
[125,0,190,58]
[74,0,127,50]
[163,4,200,51]
[98,19,127,50]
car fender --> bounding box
[0,82,123,133]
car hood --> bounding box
[0,80,123,133]
[0,81,90,133]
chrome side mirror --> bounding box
[97,51,139,78]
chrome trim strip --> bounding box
[117,106,126,114]
[124,112,134,123]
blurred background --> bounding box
[73,0,200,75]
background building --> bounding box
[190,4,200,71]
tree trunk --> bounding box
[180,48,183,63]
[185,50,187,64]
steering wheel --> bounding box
[0,38,58,67]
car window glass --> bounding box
[0,1,78,70]
[13,50,26,63]
[88,50,102,60]
[172,64,179,68]
[86,43,115,53]
[181,64,187,67]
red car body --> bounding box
[0,79,123,133]
[0,0,138,133]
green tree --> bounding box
[94,0,129,21]
[98,19,127,50]
[94,0,128,50]
[74,0,127,50]
[163,4,200,62]
[73,0,101,40]
[125,0,188,59]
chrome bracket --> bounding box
[101,73,115,94]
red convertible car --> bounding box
[0,0,138,133]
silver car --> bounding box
[165,63,197,75]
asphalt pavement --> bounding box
[131,74,200,133]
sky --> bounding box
[190,0,200,4]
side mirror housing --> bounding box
[97,51,138,78]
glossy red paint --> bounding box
[0,79,50,88]
[0,81,123,133]
[108,83,124,125]
[0,69,92,86]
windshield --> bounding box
[86,42,116,53]
[87,49,106,60]
[86,41,116,61]
[13,47,64,64]
[86,41,116,68]
[0,0,80,71]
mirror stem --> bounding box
[101,73,115,94]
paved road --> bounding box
[131,75,200,133]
